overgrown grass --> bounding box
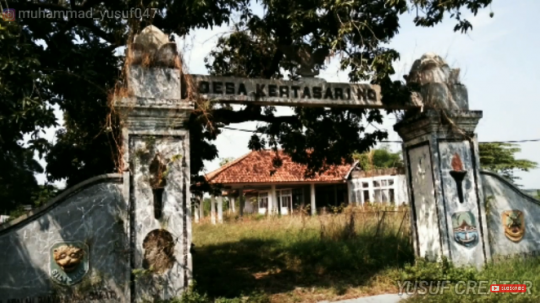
[178,207,540,303]
[191,207,413,302]
[399,256,540,303]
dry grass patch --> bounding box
[191,207,414,302]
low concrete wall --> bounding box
[481,171,540,261]
[0,174,129,302]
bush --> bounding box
[395,256,478,283]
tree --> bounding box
[0,21,57,214]
[203,0,493,180]
[479,143,537,186]
[1,0,494,208]
[353,145,404,171]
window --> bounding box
[381,189,388,202]
[363,190,370,203]
[281,195,292,209]
[354,176,399,204]
[279,189,292,209]
[258,192,268,208]
[374,189,382,202]
[292,188,304,206]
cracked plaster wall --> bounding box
[0,176,129,302]
[481,172,540,260]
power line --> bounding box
[221,126,540,144]
[222,126,257,133]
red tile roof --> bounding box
[206,150,355,184]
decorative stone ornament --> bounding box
[502,210,525,242]
[133,25,170,49]
[449,153,467,203]
[128,25,180,69]
[49,242,89,286]
[119,25,187,109]
[452,211,479,248]
[404,52,468,110]
[142,229,176,275]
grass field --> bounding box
[399,256,540,303]
[187,207,540,303]
[191,207,414,302]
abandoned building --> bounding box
[204,150,408,218]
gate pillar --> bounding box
[115,25,193,301]
[394,53,491,268]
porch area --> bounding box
[225,182,349,216]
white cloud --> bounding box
[32,104,66,189]
[181,25,232,74]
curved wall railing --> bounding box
[0,173,123,234]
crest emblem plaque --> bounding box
[49,242,89,285]
[452,211,479,247]
[502,210,525,242]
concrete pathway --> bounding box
[319,293,409,303]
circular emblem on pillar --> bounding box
[49,242,89,285]
[451,211,479,248]
[143,229,176,274]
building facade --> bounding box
[204,150,408,219]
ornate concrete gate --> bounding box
[1,25,540,302]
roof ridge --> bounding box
[205,150,256,182]
[343,160,359,180]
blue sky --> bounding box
[36,1,540,189]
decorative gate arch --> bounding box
[114,25,489,300]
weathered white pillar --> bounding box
[230,196,236,213]
[394,53,490,269]
[238,189,244,217]
[217,196,223,223]
[310,183,316,215]
[346,182,351,205]
[270,185,277,215]
[210,196,216,225]
[115,25,194,301]
[194,197,200,223]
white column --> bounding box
[194,197,200,223]
[310,183,316,215]
[230,196,236,213]
[238,189,244,217]
[210,195,216,225]
[217,196,223,223]
[346,181,352,205]
[270,185,277,215]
